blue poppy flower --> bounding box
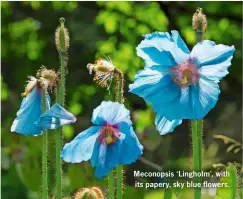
[61,101,143,178]
[11,86,76,136]
[129,30,235,134]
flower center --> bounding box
[171,60,199,87]
[98,124,119,145]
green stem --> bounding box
[42,90,48,199]
[197,120,203,170]
[56,19,67,199]
[191,120,201,199]
[115,71,124,199]
[116,165,123,199]
[108,171,115,199]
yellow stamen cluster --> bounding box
[99,125,118,145]
[87,58,116,89]
[74,186,104,199]
[192,8,207,34]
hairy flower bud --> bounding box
[74,186,105,199]
[192,8,207,35]
[55,17,70,52]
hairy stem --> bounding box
[108,171,115,199]
[42,90,48,199]
[191,120,201,199]
[55,18,67,199]
[115,70,124,199]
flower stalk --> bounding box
[115,69,124,199]
[55,17,69,199]
[191,7,206,199]
[42,88,48,199]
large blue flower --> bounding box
[11,86,76,136]
[61,101,143,178]
[129,30,235,135]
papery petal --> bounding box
[91,101,132,126]
[171,30,190,54]
[117,122,143,164]
[129,67,172,99]
[151,86,190,120]
[36,103,76,130]
[155,115,182,135]
[11,87,50,136]
[191,40,235,81]
[198,52,235,82]
[91,140,121,178]
[137,31,189,68]
[61,126,101,163]
[190,77,220,119]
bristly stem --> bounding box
[191,8,205,199]
[191,120,201,199]
[115,69,124,199]
[42,89,48,199]
[108,171,115,199]
[55,17,69,199]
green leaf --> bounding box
[216,164,240,199]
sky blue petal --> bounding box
[190,77,220,119]
[191,40,235,66]
[155,115,182,135]
[11,87,50,136]
[61,126,101,163]
[171,30,190,54]
[129,68,173,102]
[153,77,220,120]
[91,101,132,126]
[197,42,235,81]
[90,140,121,178]
[151,86,191,120]
[117,122,143,164]
[35,103,76,130]
[137,31,189,68]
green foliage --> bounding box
[215,164,240,199]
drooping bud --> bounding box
[55,17,70,52]
[74,186,105,199]
[192,8,207,41]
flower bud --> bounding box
[192,8,207,34]
[55,17,70,52]
[74,186,104,199]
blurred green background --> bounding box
[1,1,242,199]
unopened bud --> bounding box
[74,186,104,199]
[192,8,207,34]
[55,17,70,52]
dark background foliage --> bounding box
[1,2,242,199]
